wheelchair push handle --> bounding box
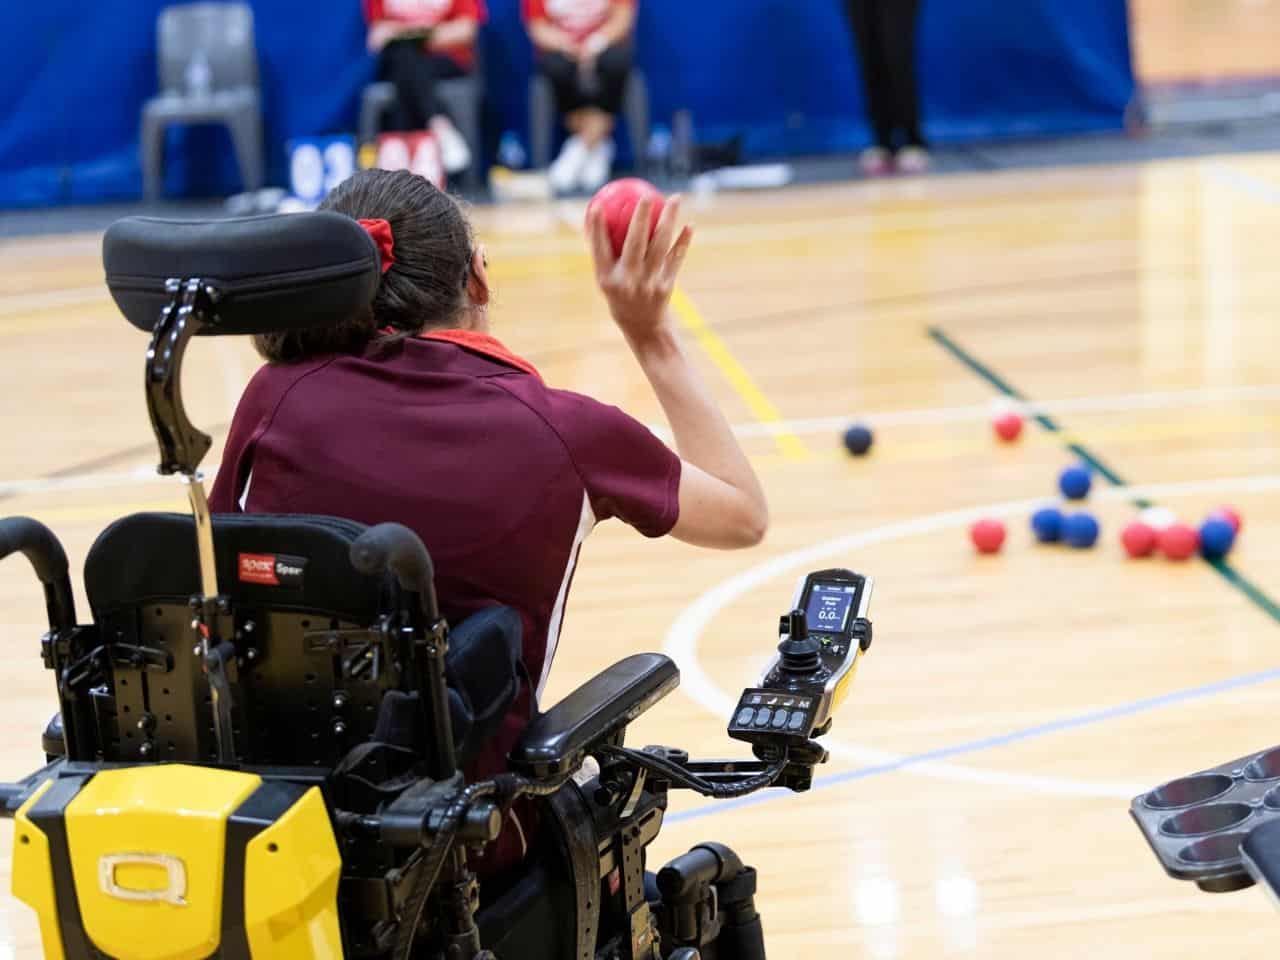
[350,523,440,622]
[0,517,76,631]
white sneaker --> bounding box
[578,140,616,192]
[858,146,892,176]
[895,146,931,175]
[430,117,471,175]
[549,136,590,194]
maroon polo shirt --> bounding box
[210,331,680,867]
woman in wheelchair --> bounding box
[209,167,769,875]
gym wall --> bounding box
[0,0,1134,208]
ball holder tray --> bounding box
[1131,742,1280,894]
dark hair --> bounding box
[254,169,475,363]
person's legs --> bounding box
[845,0,895,153]
[540,52,592,191]
[879,0,926,151]
[575,42,631,189]
[378,39,441,130]
[417,53,472,174]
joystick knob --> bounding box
[778,635,821,675]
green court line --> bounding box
[927,326,1280,625]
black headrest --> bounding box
[85,512,396,621]
[103,212,380,336]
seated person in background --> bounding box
[523,0,637,193]
[210,169,768,873]
[364,0,486,175]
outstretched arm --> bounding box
[586,198,769,549]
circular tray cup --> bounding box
[1264,785,1280,811]
[1143,773,1234,810]
[1159,802,1253,838]
[1243,747,1280,782]
[1176,831,1251,867]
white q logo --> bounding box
[99,853,188,907]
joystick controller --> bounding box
[727,569,873,748]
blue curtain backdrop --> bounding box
[0,0,1134,208]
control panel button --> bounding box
[735,707,755,726]
[788,712,806,731]
[771,710,789,729]
[754,708,772,728]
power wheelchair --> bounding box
[0,212,876,960]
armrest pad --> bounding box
[1242,820,1280,899]
[509,654,679,777]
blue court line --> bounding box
[667,664,1280,824]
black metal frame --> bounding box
[0,277,831,960]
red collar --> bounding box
[419,329,542,380]
[386,328,543,380]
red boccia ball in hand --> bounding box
[970,518,1007,554]
[587,178,666,258]
[1159,523,1200,562]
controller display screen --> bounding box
[805,582,857,634]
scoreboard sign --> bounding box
[373,132,446,190]
[287,135,357,207]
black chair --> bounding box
[0,212,776,959]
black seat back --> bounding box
[85,512,402,768]
[81,511,525,774]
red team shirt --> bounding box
[521,0,634,42]
[363,0,488,70]
[210,332,680,861]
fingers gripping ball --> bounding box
[1121,522,1158,558]
[1199,517,1236,560]
[587,178,666,258]
[843,424,873,457]
[1159,523,1200,562]
[1062,513,1100,548]
[1031,507,1063,543]
[970,519,1006,554]
[1058,465,1092,500]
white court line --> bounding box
[644,382,1280,442]
[664,472,1280,799]
[7,386,1280,496]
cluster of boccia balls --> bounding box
[974,464,1239,559]
[840,419,1240,560]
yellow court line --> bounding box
[669,287,810,463]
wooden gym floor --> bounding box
[3,150,1280,957]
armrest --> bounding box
[509,654,679,778]
[1242,820,1280,899]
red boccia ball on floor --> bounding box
[1159,523,1200,562]
[970,518,1007,554]
[1121,521,1157,558]
[1209,505,1242,535]
[993,412,1024,443]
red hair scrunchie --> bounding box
[358,218,396,275]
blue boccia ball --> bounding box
[1199,517,1236,559]
[1059,465,1092,500]
[1062,512,1100,548]
[843,424,873,456]
[1031,507,1064,543]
